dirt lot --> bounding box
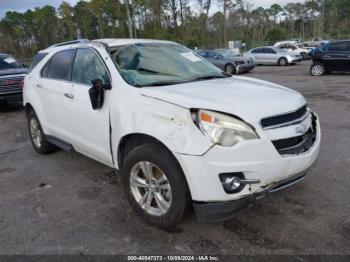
[0,61,349,255]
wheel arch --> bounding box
[117,132,192,198]
[24,103,35,119]
[278,56,288,65]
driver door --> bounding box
[67,48,113,166]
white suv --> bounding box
[23,39,321,228]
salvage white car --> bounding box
[23,39,321,228]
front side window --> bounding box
[72,48,110,86]
[0,55,22,70]
[28,53,47,73]
[110,43,227,87]
[252,48,263,53]
[206,51,221,59]
[46,50,75,81]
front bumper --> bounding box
[289,57,303,63]
[0,92,22,102]
[175,117,320,201]
[193,170,307,222]
[237,64,255,73]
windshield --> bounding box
[216,49,238,57]
[110,43,229,87]
[0,55,22,70]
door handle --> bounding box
[64,93,74,99]
[36,84,43,88]
[324,55,331,58]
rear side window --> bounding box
[45,50,76,81]
[327,42,349,52]
[28,53,47,73]
[264,48,276,54]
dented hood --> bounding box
[140,76,306,125]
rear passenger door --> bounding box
[325,41,350,71]
[38,49,76,141]
[68,48,113,166]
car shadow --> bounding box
[0,101,23,113]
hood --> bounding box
[140,76,306,126]
[0,68,28,77]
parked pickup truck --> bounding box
[304,38,329,48]
[0,54,27,103]
[23,39,321,228]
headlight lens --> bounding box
[195,109,259,147]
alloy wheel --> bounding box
[225,64,235,74]
[129,161,172,216]
[30,118,42,148]
[311,64,324,76]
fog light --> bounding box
[223,177,241,191]
[219,172,261,194]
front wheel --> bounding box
[225,64,236,74]
[310,63,326,76]
[121,143,189,228]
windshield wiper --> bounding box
[192,73,231,81]
[136,80,187,87]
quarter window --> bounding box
[46,50,76,81]
[72,48,110,86]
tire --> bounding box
[225,64,236,74]
[28,110,57,154]
[278,57,288,66]
[121,143,189,228]
[310,63,326,76]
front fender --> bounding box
[110,94,213,169]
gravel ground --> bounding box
[0,61,349,255]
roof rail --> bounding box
[48,39,90,48]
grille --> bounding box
[272,114,317,155]
[0,76,24,93]
[261,105,307,129]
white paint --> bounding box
[23,38,321,204]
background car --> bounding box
[245,46,302,66]
[196,49,255,74]
[273,41,310,60]
[310,40,350,76]
[0,54,27,103]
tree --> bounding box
[265,26,288,42]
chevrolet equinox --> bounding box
[23,39,321,228]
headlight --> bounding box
[193,109,259,147]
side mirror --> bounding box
[89,79,105,110]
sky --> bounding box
[0,0,305,19]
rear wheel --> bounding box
[122,143,189,228]
[225,64,236,74]
[278,57,288,66]
[28,110,57,154]
[310,63,326,76]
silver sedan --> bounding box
[245,46,302,66]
